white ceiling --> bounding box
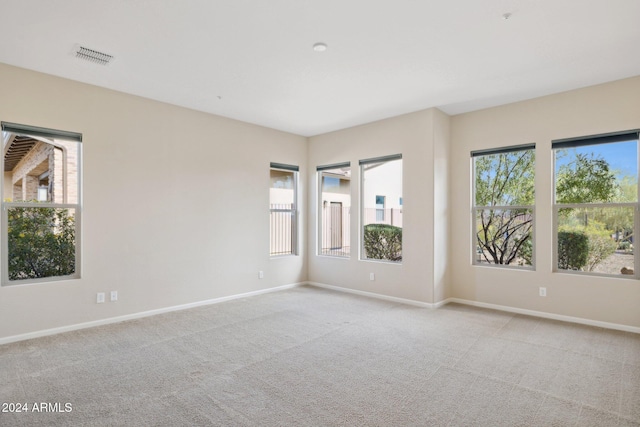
[1,1,639,137]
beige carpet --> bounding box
[1,285,639,426]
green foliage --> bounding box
[603,175,637,243]
[556,152,616,204]
[618,241,631,251]
[474,150,534,265]
[613,175,638,203]
[586,232,617,272]
[475,150,535,207]
[8,206,76,280]
[556,152,634,256]
[363,224,402,261]
[566,221,617,272]
[557,230,589,270]
[519,237,532,266]
[476,147,629,267]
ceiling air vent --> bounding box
[75,46,113,65]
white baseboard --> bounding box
[3,281,637,345]
[306,281,438,308]
[306,282,639,334]
[0,282,304,345]
[445,297,640,334]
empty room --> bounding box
[0,1,639,426]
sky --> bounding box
[555,140,638,179]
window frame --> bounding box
[317,162,351,259]
[359,154,403,263]
[552,130,640,279]
[269,163,299,257]
[1,122,83,286]
[471,144,536,270]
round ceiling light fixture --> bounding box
[313,42,327,52]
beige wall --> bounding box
[432,108,450,303]
[1,59,638,341]
[0,63,307,340]
[450,76,640,328]
[308,109,451,304]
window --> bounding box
[472,145,535,268]
[318,162,351,257]
[269,163,298,256]
[375,195,386,221]
[553,131,638,277]
[360,154,402,262]
[1,122,82,284]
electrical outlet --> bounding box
[259,271,264,279]
[97,292,105,304]
[539,287,547,297]
[369,273,375,281]
[110,291,118,302]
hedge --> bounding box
[557,230,588,270]
[363,224,402,261]
[8,206,76,280]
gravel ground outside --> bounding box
[591,250,634,275]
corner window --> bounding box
[553,131,638,277]
[360,154,402,262]
[472,145,535,268]
[318,163,351,258]
[2,122,82,285]
[269,163,298,256]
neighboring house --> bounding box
[3,134,78,204]
[362,160,403,227]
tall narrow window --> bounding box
[269,163,298,256]
[2,122,82,284]
[473,144,535,268]
[318,162,351,257]
[361,154,402,262]
[553,131,638,277]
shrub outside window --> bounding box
[553,131,638,277]
[472,145,535,268]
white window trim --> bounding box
[1,136,82,286]
[359,155,403,264]
[317,165,351,259]
[552,133,639,279]
[471,146,535,270]
[269,165,298,257]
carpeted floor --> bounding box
[1,285,639,426]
